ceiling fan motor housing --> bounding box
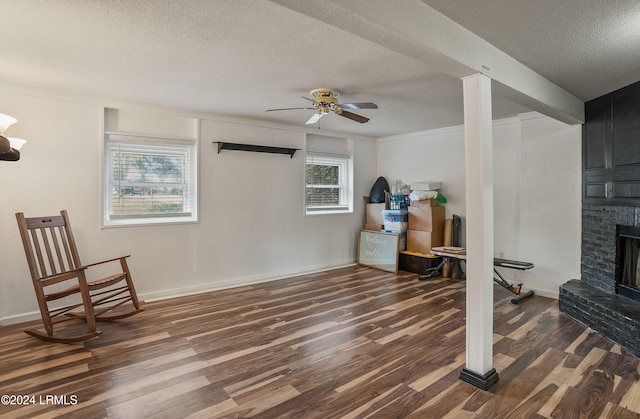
[310,89,341,114]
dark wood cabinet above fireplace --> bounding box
[583,80,640,206]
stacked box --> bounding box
[406,230,444,254]
[364,202,386,231]
[363,196,387,231]
[382,210,408,232]
[382,209,407,250]
[406,200,445,254]
[408,204,445,231]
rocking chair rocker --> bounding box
[16,210,144,343]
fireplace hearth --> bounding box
[559,280,640,357]
[559,204,640,358]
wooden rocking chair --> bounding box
[16,210,144,343]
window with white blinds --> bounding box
[305,152,353,214]
[104,134,197,226]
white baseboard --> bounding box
[529,288,559,300]
[0,310,42,326]
[141,261,357,302]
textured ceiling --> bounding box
[422,0,640,101]
[1,0,639,138]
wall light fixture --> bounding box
[0,113,26,161]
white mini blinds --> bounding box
[104,133,197,226]
[305,152,352,214]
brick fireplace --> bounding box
[559,204,640,357]
[559,80,640,358]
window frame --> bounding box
[305,151,353,215]
[102,132,198,227]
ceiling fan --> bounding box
[266,88,378,124]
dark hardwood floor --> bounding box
[0,266,638,418]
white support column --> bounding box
[459,73,499,390]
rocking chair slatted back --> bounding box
[21,214,81,281]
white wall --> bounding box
[375,125,467,218]
[377,113,582,298]
[517,114,582,297]
[0,91,377,324]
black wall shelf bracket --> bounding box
[213,141,299,158]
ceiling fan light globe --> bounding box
[9,137,27,150]
[0,113,17,133]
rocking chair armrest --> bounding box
[80,255,131,269]
[39,269,88,286]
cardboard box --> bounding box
[406,229,444,254]
[410,199,437,207]
[365,203,386,228]
[408,205,445,231]
[364,223,383,231]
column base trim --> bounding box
[459,367,499,391]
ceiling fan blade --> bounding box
[301,96,315,104]
[340,102,378,110]
[339,110,369,124]
[305,112,324,125]
[266,107,314,112]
